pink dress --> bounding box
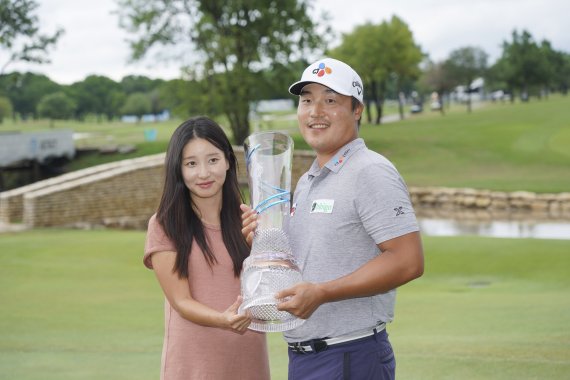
[144,214,270,380]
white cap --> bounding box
[289,58,364,104]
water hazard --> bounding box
[418,218,570,240]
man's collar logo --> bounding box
[333,148,351,167]
[312,62,332,77]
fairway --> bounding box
[2,95,569,193]
[355,95,570,193]
[1,229,569,379]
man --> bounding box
[241,57,424,379]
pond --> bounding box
[418,218,570,240]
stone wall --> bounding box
[410,186,570,221]
[0,154,165,224]
[2,148,569,229]
[23,160,165,229]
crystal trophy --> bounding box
[238,131,305,332]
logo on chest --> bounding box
[310,199,334,214]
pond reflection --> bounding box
[418,218,570,240]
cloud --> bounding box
[3,0,569,84]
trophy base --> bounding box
[239,294,305,332]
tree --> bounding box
[120,75,162,95]
[445,46,488,112]
[0,0,64,74]
[0,95,13,123]
[330,16,422,124]
[498,30,548,101]
[256,60,308,102]
[159,78,213,119]
[485,58,514,101]
[419,60,454,115]
[384,16,424,120]
[37,92,76,127]
[557,53,570,95]
[2,72,61,119]
[330,22,389,124]
[148,88,163,118]
[539,41,568,96]
[117,0,324,144]
[69,75,124,121]
[121,92,151,122]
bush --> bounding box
[37,92,76,126]
[0,96,13,123]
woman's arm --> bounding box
[151,250,251,334]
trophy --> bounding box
[238,131,305,332]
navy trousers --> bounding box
[288,329,396,380]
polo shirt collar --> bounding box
[325,138,365,173]
[307,138,365,177]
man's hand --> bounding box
[240,204,257,246]
[275,282,327,320]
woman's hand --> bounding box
[240,204,257,247]
[220,296,251,334]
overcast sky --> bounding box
[3,0,569,84]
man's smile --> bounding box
[308,122,329,129]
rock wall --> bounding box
[0,154,164,223]
[410,187,570,221]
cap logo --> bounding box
[352,81,363,95]
[312,62,332,77]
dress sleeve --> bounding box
[144,213,176,269]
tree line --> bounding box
[420,30,570,114]
[0,66,310,125]
[1,0,569,142]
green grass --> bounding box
[1,229,569,379]
[392,236,570,379]
[356,96,570,192]
[2,95,569,192]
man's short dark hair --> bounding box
[351,97,360,111]
[352,97,362,127]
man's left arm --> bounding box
[276,231,424,319]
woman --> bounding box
[144,116,270,380]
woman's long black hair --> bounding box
[156,116,249,278]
